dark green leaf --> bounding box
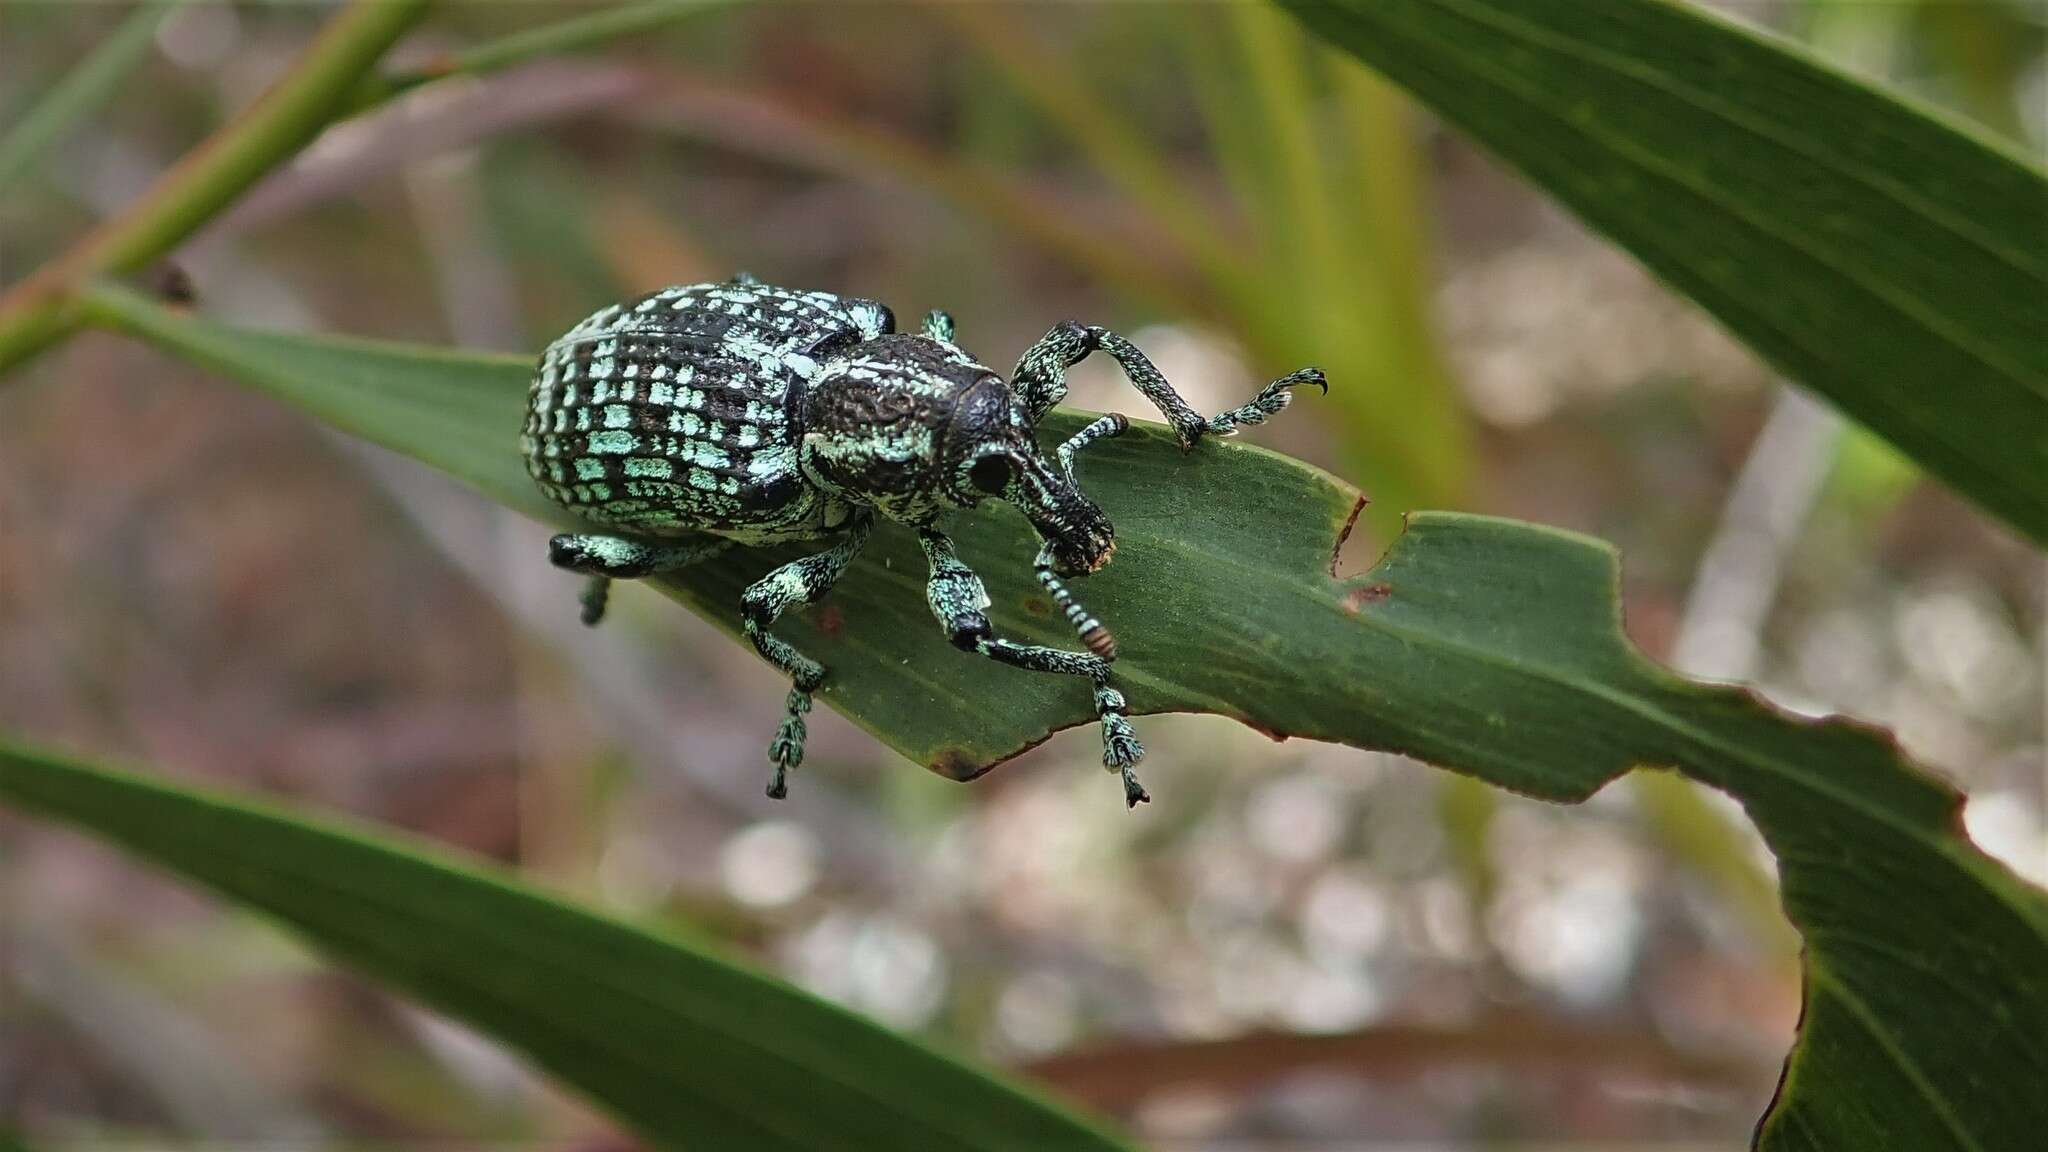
[0,740,1131,1152]
[79,283,2048,1150]
[1275,0,2048,543]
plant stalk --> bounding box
[0,0,429,378]
[345,0,740,113]
[0,0,194,195]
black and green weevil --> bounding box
[521,274,1324,806]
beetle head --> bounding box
[944,377,1115,575]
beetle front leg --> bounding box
[1012,321,1325,449]
[549,532,736,626]
[917,528,1148,807]
[740,513,873,799]
[1200,365,1329,438]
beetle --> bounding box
[522,274,1324,806]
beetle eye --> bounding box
[967,454,1011,494]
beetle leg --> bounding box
[1199,366,1328,438]
[1054,413,1129,485]
[548,533,735,626]
[921,309,956,343]
[1012,321,1324,449]
[740,513,873,799]
[1009,320,1089,425]
[917,528,1149,807]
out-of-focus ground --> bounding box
[1,2,2041,1149]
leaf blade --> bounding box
[1274,0,2048,542]
[0,740,1133,1152]
[77,289,2048,1149]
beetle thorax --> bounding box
[799,334,1001,523]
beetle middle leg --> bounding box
[917,527,1149,807]
[740,512,874,799]
[1011,321,1325,448]
[548,532,736,626]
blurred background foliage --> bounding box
[1,1,2042,1148]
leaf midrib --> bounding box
[1808,962,1986,1152]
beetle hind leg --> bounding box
[548,533,735,626]
[765,686,814,800]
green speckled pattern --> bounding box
[521,280,891,544]
[525,276,1323,806]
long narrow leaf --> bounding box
[1325,62,1471,509]
[0,740,1132,1152]
[622,71,1206,320]
[930,3,1264,320]
[1227,2,1342,319]
[77,285,2048,1149]
[1276,0,2048,543]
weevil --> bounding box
[522,274,1324,806]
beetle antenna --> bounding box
[1034,543,1116,659]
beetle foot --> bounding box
[1201,366,1327,438]
[765,687,811,797]
[1099,699,1146,806]
[1119,764,1151,808]
[578,575,611,627]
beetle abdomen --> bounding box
[523,280,893,539]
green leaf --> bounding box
[79,284,2048,1150]
[0,740,1132,1152]
[1274,0,2048,544]
[930,3,1261,315]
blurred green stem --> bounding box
[1228,4,1341,322]
[346,0,742,113]
[930,2,1262,319]
[0,0,192,195]
[626,71,1210,319]
[1329,64,1471,513]
[1173,14,1283,283]
[0,0,429,379]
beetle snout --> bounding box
[1011,448,1114,576]
[1050,526,1114,576]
